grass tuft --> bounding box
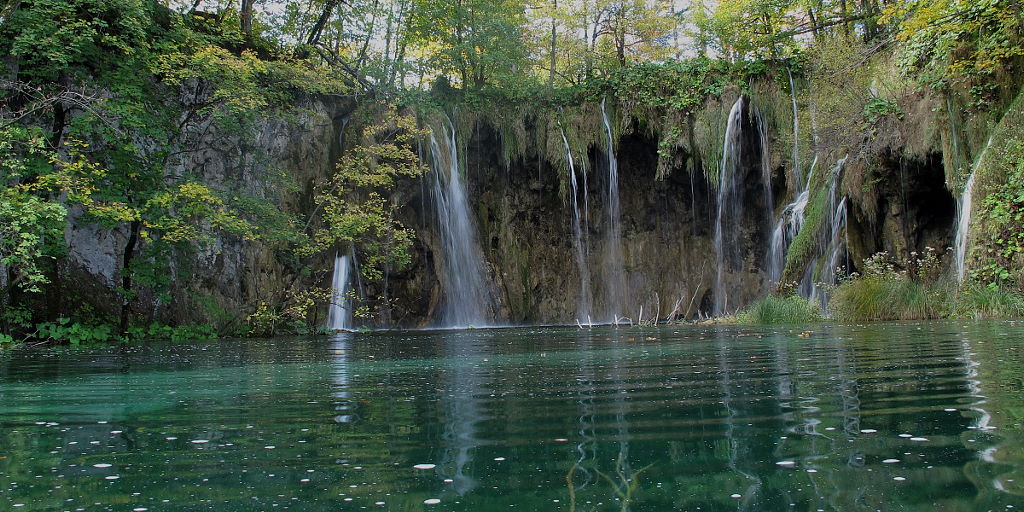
[738,295,823,325]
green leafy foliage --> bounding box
[305,102,427,280]
[34,318,115,345]
[0,187,67,294]
[882,0,1023,92]
[973,139,1024,289]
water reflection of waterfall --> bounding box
[716,337,762,509]
[573,330,597,491]
[330,334,356,423]
[428,118,493,328]
[439,332,490,495]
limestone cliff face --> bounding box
[58,84,960,330]
[384,96,958,327]
[62,92,355,330]
[388,99,789,327]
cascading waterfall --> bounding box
[327,252,351,331]
[803,157,849,308]
[559,126,593,324]
[767,71,809,283]
[954,136,994,282]
[600,99,626,323]
[712,98,745,316]
[428,118,491,328]
[768,157,817,284]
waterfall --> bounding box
[708,96,774,315]
[787,68,802,186]
[767,72,806,284]
[327,253,351,331]
[713,97,747,316]
[754,104,775,274]
[768,155,817,284]
[428,118,491,328]
[803,157,849,308]
[954,136,994,282]
[600,99,626,323]
[559,126,593,324]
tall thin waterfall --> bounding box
[754,104,774,264]
[954,136,993,282]
[327,252,351,331]
[787,69,802,186]
[713,97,747,316]
[600,99,626,322]
[559,126,593,324]
[428,118,491,327]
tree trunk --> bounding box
[548,0,557,86]
[240,0,254,38]
[356,0,380,68]
[807,8,819,40]
[307,0,342,46]
[860,0,878,41]
[839,0,852,38]
[119,220,141,334]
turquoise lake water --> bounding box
[1,321,1023,511]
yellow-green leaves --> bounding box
[882,0,1023,89]
[145,182,258,243]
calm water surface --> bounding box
[2,322,1024,511]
